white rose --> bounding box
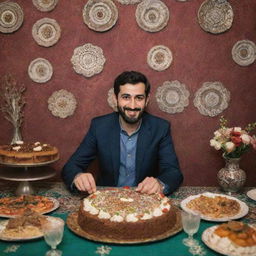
[241,134,251,144]
[225,142,235,153]
[234,127,242,132]
[210,139,217,147]
[214,130,221,138]
[210,139,221,150]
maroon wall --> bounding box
[0,0,256,186]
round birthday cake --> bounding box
[77,187,180,241]
[0,141,59,164]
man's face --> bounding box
[116,82,149,124]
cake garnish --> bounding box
[12,146,21,151]
[33,146,42,152]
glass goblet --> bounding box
[42,218,64,256]
[181,211,201,247]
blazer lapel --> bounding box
[110,115,121,185]
[136,117,151,183]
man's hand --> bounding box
[74,173,96,194]
[136,177,163,194]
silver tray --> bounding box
[193,81,230,117]
[32,0,58,12]
[83,0,118,32]
[232,40,256,67]
[198,0,233,34]
[135,0,169,33]
[71,43,106,77]
[147,45,173,71]
[28,58,53,83]
[156,80,190,114]
[48,89,77,119]
[32,18,61,47]
[0,2,24,33]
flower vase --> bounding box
[11,126,22,144]
[217,156,246,193]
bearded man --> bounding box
[62,71,183,195]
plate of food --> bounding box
[0,195,59,218]
[247,189,256,201]
[0,210,62,241]
[180,192,249,222]
[202,221,256,256]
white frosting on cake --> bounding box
[110,215,124,222]
[82,189,171,223]
[98,210,111,219]
[126,213,138,222]
[153,208,163,217]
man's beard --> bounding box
[117,106,144,124]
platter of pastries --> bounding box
[180,192,249,221]
[0,195,59,218]
[202,221,256,256]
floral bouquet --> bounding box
[210,116,256,159]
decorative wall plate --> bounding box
[28,58,53,83]
[147,45,173,71]
[83,0,118,32]
[193,81,230,117]
[71,43,106,77]
[107,88,117,111]
[48,89,77,119]
[232,40,256,66]
[197,0,233,34]
[116,0,142,4]
[0,2,24,33]
[135,0,169,32]
[156,80,190,114]
[32,18,61,47]
[32,0,58,12]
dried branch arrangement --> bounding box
[0,74,26,144]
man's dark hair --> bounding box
[113,71,151,97]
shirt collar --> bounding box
[119,115,142,136]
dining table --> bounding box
[0,180,255,256]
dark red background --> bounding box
[0,0,255,186]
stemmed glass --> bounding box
[42,217,65,256]
[181,211,201,247]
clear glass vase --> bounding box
[217,156,246,193]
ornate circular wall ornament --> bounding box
[231,40,256,66]
[0,2,24,33]
[32,18,61,47]
[32,0,58,12]
[155,80,190,114]
[135,0,169,33]
[197,0,233,34]
[28,58,53,83]
[71,43,106,77]
[147,45,173,71]
[107,88,117,111]
[48,89,77,119]
[83,0,118,32]
[193,81,230,117]
[116,0,142,4]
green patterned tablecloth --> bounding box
[0,181,255,256]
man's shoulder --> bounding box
[92,112,118,124]
[143,112,170,127]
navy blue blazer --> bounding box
[62,112,183,193]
